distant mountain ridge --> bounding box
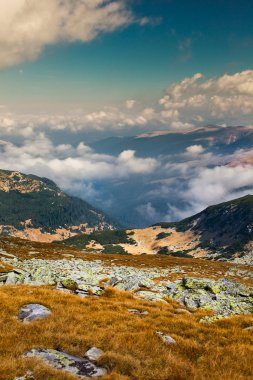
[0,169,115,242]
[89,125,253,158]
[61,195,253,264]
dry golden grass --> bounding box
[0,285,253,380]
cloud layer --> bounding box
[0,0,134,69]
[159,70,253,127]
[0,134,158,191]
[1,70,252,138]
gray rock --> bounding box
[24,349,107,378]
[156,331,176,345]
[135,291,166,302]
[19,304,51,322]
[128,309,149,316]
[85,347,104,361]
[5,271,19,284]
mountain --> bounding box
[89,125,253,158]
[61,195,253,264]
[0,169,114,242]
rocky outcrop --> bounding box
[19,304,51,322]
[24,349,107,378]
[1,257,253,322]
[165,277,253,322]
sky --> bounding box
[0,0,253,225]
[0,0,253,116]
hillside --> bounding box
[0,169,114,242]
[61,195,253,264]
[0,234,253,379]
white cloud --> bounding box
[1,71,253,135]
[185,164,253,212]
[0,135,159,191]
[159,70,253,126]
[126,100,136,109]
[0,0,134,69]
[186,145,205,155]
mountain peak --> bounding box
[0,169,62,195]
[0,169,115,242]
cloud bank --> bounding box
[1,71,252,138]
[0,134,158,191]
[0,0,134,69]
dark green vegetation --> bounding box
[157,247,193,258]
[102,244,129,255]
[156,232,172,240]
[155,195,253,257]
[0,170,114,233]
[60,229,135,249]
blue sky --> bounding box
[0,0,253,113]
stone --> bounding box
[24,349,107,378]
[156,331,176,345]
[135,291,166,302]
[5,271,19,284]
[85,347,104,361]
[61,279,78,291]
[0,273,8,282]
[128,309,149,316]
[19,304,51,322]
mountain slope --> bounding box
[61,195,253,264]
[0,169,114,242]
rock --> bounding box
[128,309,149,316]
[107,277,120,286]
[76,289,90,298]
[19,304,51,322]
[61,279,78,291]
[156,331,176,345]
[0,272,8,282]
[85,347,104,361]
[5,271,19,284]
[77,284,104,296]
[24,349,107,378]
[135,291,166,302]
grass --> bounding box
[0,286,253,380]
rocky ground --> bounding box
[1,240,253,379]
[1,256,253,323]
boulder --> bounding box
[24,349,107,378]
[128,309,149,316]
[156,331,176,345]
[19,304,51,322]
[85,347,104,361]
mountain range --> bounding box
[0,169,114,242]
